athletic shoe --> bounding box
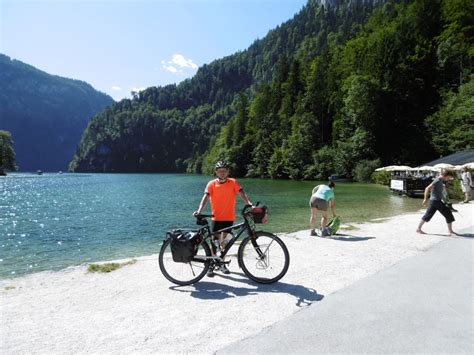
[207,267,215,277]
[321,228,331,237]
[310,230,317,236]
[219,264,230,274]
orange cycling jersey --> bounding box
[205,178,242,221]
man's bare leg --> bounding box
[464,192,470,203]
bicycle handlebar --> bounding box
[242,202,262,215]
[194,202,260,221]
[242,204,253,215]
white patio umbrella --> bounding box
[433,163,455,170]
[374,165,396,171]
[390,165,412,171]
[412,166,434,171]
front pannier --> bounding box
[251,205,269,224]
[168,229,202,263]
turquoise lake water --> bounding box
[0,173,423,279]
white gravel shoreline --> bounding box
[1,204,472,354]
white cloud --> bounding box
[163,65,178,73]
[161,54,198,75]
[131,87,146,93]
[170,54,198,69]
[111,86,122,91]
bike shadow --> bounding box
[170,272,324,306]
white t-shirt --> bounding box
[461,172,472,186]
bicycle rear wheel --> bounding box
[238,231,289,284]
[159,238,211,286]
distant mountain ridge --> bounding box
[70,0,472,177]
[70,0,381,173]
[0,54,114,171]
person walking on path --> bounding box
[194,161,252,277]
[309,181,336,237]
[416,170,458,236]
[460,169,472,203]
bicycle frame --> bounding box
[195,205,258,261]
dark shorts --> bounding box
[310,196,327,211]
[212,220,234,233]
[422,200,455,223]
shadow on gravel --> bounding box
[425,233,474,238]
[327,234,375,242]
[171,272,324,306]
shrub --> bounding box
[446,178,464,201]
[310,146,337,180]
[352,159,381,182]
[87,259,136,273]
[372,171,390,185]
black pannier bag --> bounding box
[251,204,269,224]
[168,229,202,263]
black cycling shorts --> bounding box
[422,200,455,224]
[212,220,234,233]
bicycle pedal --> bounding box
[213,258,231,265]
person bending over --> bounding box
[309,181,336,237]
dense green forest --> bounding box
[0,130,17,176]
[70,0,473,181]
[0,54,114,171]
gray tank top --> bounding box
[430,178,444,201]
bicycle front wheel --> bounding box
[238,231,290,284]
[159,238,211,286]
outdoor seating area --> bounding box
[375,163,474,197]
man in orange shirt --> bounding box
[194,161,252,276]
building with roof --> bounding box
[423,149,474,166]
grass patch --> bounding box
[87,259,137,273]
[340,224,359,231]
[4,286,15,290]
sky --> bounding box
[1,0,308,101]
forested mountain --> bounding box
[70,0,473,180]
[0,54,114,171]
